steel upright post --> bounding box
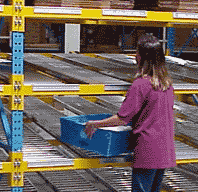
[8,0,25,191]
[167,27,176,56]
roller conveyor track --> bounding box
[24,96,125,158]
[0,62,72,92]
[92,167,132,191]
[52,53,137,81]
[24,53,129,85]
[93,166,198,192]
[174,101,198,124]
[21,53,198,94]
[52,53,198,86]
[96,54,137,66]
[162,167,198,191]
[24,96,198,161]
[40,171,101,192]
[95,95,125,112]
[94,53,198,86]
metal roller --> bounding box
[0,174,39,192]
[40,171,101,192]
[162,167,198,191]
[92,167,132,191]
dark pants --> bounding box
[132,168,165,192]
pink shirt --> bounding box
[117,77,177,169]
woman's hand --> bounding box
[84,121,97,139]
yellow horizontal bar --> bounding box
[21,7,198,25]
[1,85,198,96]
[174,91,198,94]
[30,91,127,96]
[32,159,132,172]
[0,159,132,173]
[1,5,198,26]
[0,85,33,96]
[176,159,198,164]
[0,157,197,173]
[1,162,28,174]
[0,5,12,17]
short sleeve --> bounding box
[117,83,143,124]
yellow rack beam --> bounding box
[0,158,197,174]
[0,5,12,17]
[23,8,198,25]
[1,84,198,97]
[1,5,198,27]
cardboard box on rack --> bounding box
[34,0,134,9]
[159,0,198,12]
[34,0,62,6]
[110,0,134,9]
[60,114,133,157]
[62,0,111,9]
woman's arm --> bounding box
[86,114,127,129]
[85,114,127,139]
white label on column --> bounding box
[34,6,82,14]
[0,85,2,92]
[102,9,147,17]
[0,5,3,12]
[173,12,198,19]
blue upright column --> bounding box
[167,27,176,56]
[10,32,24,191]
[11,188,23,192]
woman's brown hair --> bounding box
[134,34,173,91]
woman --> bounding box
[85,34,176,192]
